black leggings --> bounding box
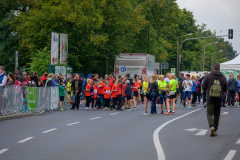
[197,90,201,103]
[112,97,117,109]
[117,95,123,108]
[104,99,110,108]
[85,96,91,107]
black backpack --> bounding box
[47,80,52,87]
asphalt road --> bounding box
[0,102,240,160]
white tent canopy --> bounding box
[220,55,240,80]
[220,54,240,69]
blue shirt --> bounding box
[51,79,59,86]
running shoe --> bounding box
[161,111,163,114]
[189,106,191,109]
[210,127,215,137]
[164,112,172,115]
[59,108,64,111]
[85,107,89,110]
[181,105,184,109]
[133,107,138,110]
[172,111,175,114]
[104,107,108,110]
[143,112,148,115]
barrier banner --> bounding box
[51,87,59,109]
[27,87,37,111]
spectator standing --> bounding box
[237,78,240,107]
[179,73,185,103]
[27,76,36,87]
[45,73,53,87]
[202,62,227,137]
[196,75,201,104]
[7,73,15,85]
[26,73,31,84]
[51,74,59,86]
[15,69,23,83]
[71,75,83,110]
[149,74,158,114]
[0,66,7,114]
[104,74,109,82]
[227,74,237,107]
[41,72,48,85]
[33,71,38,85]
[58,79,66,111]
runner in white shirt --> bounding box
[181,74,193,109]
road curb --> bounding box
[0,110,45,121]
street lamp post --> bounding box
[203,42,219,71]
[211,50,223,68]
[177,33,192,76]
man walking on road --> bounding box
[227,74,237,107]
[179,73,185,103]
[71,75,83,110]
[202,62,227,137]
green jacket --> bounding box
[59,84,66,97]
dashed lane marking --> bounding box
[0,149,9,155]
[67,122,81,126]
[18,137,34,143]
[90,117,101,120]
[223,150,236,160]
[109,112,119,116]
[42,128,57,133]
[222,112,228,115]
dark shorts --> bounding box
[127,95,132,100]
[133,91,138,97]
[60,96,64,101]
[167,93,177,99]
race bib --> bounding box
[94,90,97,93]
[106,90,110,94]
[185,88,191,92]
[169,91,175,95]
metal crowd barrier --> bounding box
[0,86,68,116]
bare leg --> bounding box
[144,97,148,113]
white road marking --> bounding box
[236,138,240,144]
[153,108,201,160]
[223,150,237,160]
[185,128,197,132]
[195,129,208,136]
[18,137,34,143]
[110,112,119,116]
[0,149,9,155]
[222,112,228,115]
[67,122,81,126]
[42,128,57,133]
[90,117,101,120]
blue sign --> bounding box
[121,66,126,72]
[188,71,190,73]
[196,71,198,73]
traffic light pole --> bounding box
[179,34,230,73]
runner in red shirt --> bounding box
[122,79,127,109]
[103,82,111,110]
[90,81,99,110]
[98,79,105,109]
[85,79,92,110]
[132,78,138,110]
[111,79,117,110]
[116,79,123,110]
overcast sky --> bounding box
[176,0,240,53]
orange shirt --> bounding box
[122,84,127,96]
[117,83,122,95]
[98,83,105,95]
[133,83,138,92]
[85,84,91,96]
[103,86,111,99]
[137,80,142,88]
[112,84,117,98]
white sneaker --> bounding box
[85,107,89,110]
[226,106,230,108]
[143,112,148,115]
[105,107,108,110]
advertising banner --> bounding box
[220,69,239,80]
[60,33,68,64]
[50,87,59,110]
[115,66,146,79]
[50,32,59,65]
[27,87,37,111]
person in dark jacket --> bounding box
[149,74,158,114]
[179,73,185,102]
[202,62,227,137]
[71,75,83,110]
[125,80,132,109]
[227,74,237,107]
